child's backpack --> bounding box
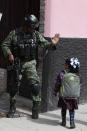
[60,71,80,97]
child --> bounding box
[54,57,81,128]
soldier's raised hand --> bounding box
[51,33,60,46]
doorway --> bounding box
[0,0,40,67]
[0,0,40,43]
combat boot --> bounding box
[7,99,16,118]
[32,101,39,119]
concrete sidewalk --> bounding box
[0,93,87,131]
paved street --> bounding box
[0,93,87,131]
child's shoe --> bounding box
[60,121,66,127]
[70,122,75,129]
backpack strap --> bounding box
[63,70,67,74]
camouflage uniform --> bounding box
[1,27,52,118]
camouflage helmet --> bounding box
[24,14,39,29]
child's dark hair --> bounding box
[65,58,80,74]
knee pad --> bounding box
[31,84,40,96]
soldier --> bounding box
[1,14,60,119]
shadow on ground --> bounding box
[0,93,87,127]
[0,93,32,115]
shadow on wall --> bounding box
[41,38,87,112]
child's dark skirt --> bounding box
[58,97,78,110]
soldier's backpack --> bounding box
[60,71,80,97]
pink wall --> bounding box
[44,0,87,38]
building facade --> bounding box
[0,0,87,112]
[41,0,87,112]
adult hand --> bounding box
[51,33,60,46]
[9,53,14,64]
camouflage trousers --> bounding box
[7,60,41,102]
[20,60,40,85]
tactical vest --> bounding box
[12,29,38,61]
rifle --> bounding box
[7,57,20,95]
